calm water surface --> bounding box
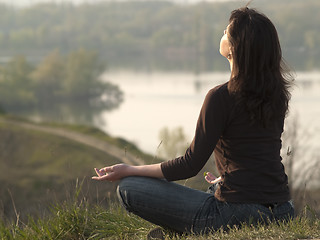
[99,71,320,154]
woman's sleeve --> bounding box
[160,86,229,181]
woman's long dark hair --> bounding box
[227,7,293,127]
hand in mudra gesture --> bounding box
[204,172,222,184]
[92,163,130,182]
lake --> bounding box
[99,71,320,153]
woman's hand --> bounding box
[92,164,131,182]
[204,172,222,184]
[92,163,164,182]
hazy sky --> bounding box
[0,0,238,7]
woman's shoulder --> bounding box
[201,82,234,112]
[207,82,230,99]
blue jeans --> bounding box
[117,176,294,234]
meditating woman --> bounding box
[93,6,294,236]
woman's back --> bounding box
[212,84,290,203]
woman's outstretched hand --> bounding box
[92,164,130,182]
[92,163,164,182]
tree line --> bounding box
[0,49,123,123]
[0,0,319,72]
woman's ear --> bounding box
[228,46,233,59]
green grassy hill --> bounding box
[0,114,157,221]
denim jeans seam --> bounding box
[191,196,218,233]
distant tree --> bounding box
[62,49,105,98]
[30,50,64,103]
[62,49,123,109]
[0,50,123,117]
[1,1,320,71]
[0,56,36,109]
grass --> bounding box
[1,195,320,240]
[0,198,155,240]
[1,180,320,240]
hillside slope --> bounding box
[0,115,157,221]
